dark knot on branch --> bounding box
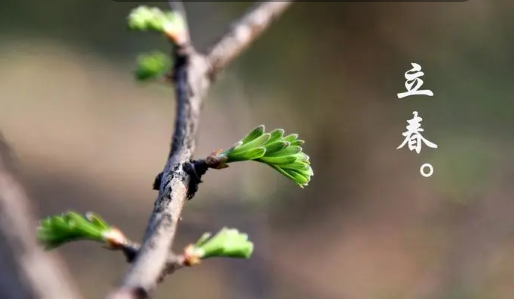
[153,159,210,200]
[183,160,209,199]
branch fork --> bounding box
[34,2,297,299]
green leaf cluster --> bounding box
[217,125,313,187]
[191,228,253,259]
[134,51,171,81]
[36,211,111,250]
[127,6,185,82]
[127,6,185,34]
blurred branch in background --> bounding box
[0,133,82,299]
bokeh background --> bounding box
[1,1,514,299]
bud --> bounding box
[127,6,187,44]
[186,228,254,261]
[36,211,121,250]
[134,51,171,81]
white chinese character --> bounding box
[397,111,437,154]
[397,63,434,99]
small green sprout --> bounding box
[127,6,186,43]
[215,125,313,187]
[134,51,171,81]
[36,211,125,250]
[184,228,254,264]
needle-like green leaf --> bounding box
[232,134,270,154]
[263,141,289,155]
[241,125,265,144]
[227,147,266,162]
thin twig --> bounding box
[206,1,294,78]
[106,2,293,298]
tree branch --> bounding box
[206,1,294,78]
[0,134,82,299]
[106,2,293,298]
[120,242,186,285]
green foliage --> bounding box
[216,125,313,187]
[127,6,185,35]
[36,211,113,250]
[134,51,171,81]
[190,228,253,259]
[127,6,185,82]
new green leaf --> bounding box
[36,211,118,250]
[127,6,186,36]
[134,51,171,81]
[215,125,313,187]
[188,227,254,259]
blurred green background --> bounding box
[1,1,514,299]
